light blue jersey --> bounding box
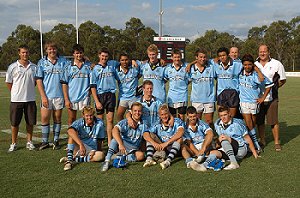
[184,119,212,145]
[90,60,118,94]
[239,70,273,103]
[164,63,189,104]
[70,117,105,140]
[36,56,68,98]
[213,59,243,95]
[214,118,248,147]
[140,61,166,103]
[189,63,215,103]
[116,119,148,148]
[115,65,140,101]
[149,118,184,143]
[60,60,91,103]
[135,96,163,127]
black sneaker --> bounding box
[39,142,50,150]
[53,140,61,150]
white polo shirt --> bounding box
[5,60,37,102]
[255,58,286,102]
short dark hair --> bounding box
[119,52,129,61]
[218,106,230,113]
[98,47,110,55]
[72,44,84,53]
[186,106,197,115]
[18,44,29,52]
[194,48,207,57]
[241,54,255,64]
[217,47,229,55]
[142,80,153,88]
[171,48,182,57]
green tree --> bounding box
[0,25,40,69]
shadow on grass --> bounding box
[264,121,300,146]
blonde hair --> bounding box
[44,41,57,50]
[147,44,158,54]
[131,102,143,111]
[158,104,170,114]
[82,106,95,115]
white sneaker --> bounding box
[64,161,73,171]
[160,160,171,170]
[59,157,68,163]
[143,159,157,167]
[224,162,240,170]
[187,160,207,172]
[26,141,35,151]
[8,143,17,152]
[101,161,110,172]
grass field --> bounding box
[0,77,300,197]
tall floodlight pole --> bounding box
[159,0,164,37]
[39,0,43,57]
[76,0,79,44]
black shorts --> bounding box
[169,106,187,115]
[219,138,239,160]
[10,101,37,126]
[217,89,239,108]
[96,92,116,115]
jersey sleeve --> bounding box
[90,66,98,88]
[35,59,44,79]
[60,62,71,84]
[94,119,106,139]
[277,61,286,80]
[5,63,14,83]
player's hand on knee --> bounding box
[42,97,49,108]
[119,145,126,154]
[79,144,86,156]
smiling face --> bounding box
[258,45,270,62]
[172,53,182,67]
[83,112,94,126]
[73,50,84,62]
[147,50,158,64]
[119,55,129,69]
[219,110,231,124]
[46,46,58,60]
[143,83,153,97]
[98,52,109,65]
[243,60,254,73]
[159,109,170,125]
[218,51,229,65]
[18,48,29,62]
[187,113,197,126]
[131,103,143,121]
[196,52,207,66]
[229,47,239,60]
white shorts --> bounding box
[168,102,187,108]
[192,102,215,113]
[119,99,134,108]
[71,97,90,111]
[41,98,64,110]
[194,142,203,150]
[240,102,259,115]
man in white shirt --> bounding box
[5,44,37,152]
[255,44,286,151]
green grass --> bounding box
[0,78,300,197]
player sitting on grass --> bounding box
[198,106,259,171]
[143,104,184,170]
[60,106,105,171]
[181,106,214,171]
[101,102,147,172]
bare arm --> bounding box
[112,126,126,154]
[6,83,12,91]
[244,134,258,159]
[91,87,102,110]
[279,79,286,88]
[36,79,48,108]
[143,132,161,150]
[185,60,197,73]
[68,128,86,156]
[254,66,264,82]
[257,87,271,104]
[198,130,214,155]
[161,127,184,150]
[62,84,71,109]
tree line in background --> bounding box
[0,16,299,71]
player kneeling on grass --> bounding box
[101,102,147,172]
[61,106,105,171]
[181,106,214,171]
[143,104,184,170]
[198,106,259,171]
